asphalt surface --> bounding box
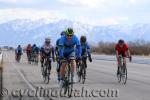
[2,51,150,100]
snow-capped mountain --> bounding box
[0,19,150,46]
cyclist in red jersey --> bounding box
[26,44,32,63]
[115,39,132,75]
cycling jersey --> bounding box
[81,42,91,56]
[55,38,61,56]
[16,47,22,55]
[26,46,32,53]
[58,35,81,58]
[115,43,129,56]
[41,43,55,58]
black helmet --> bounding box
[80,36,87,43]
[118,39,124,44]
[65,28,74,36]
[60,31,65,36]
[33,44,36,47]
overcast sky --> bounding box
[0,0,150,25]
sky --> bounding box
[0,0,150,25]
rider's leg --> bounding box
[41,57,44,67]
[40,55,44,74]
[84,57,87,75]
[117,58,121,75]
[123,58,126,66]
[70,59,77,82]
[57,60,61,81]
[71,59,76,76]
[48,60,52,73]
[60,62,66,80]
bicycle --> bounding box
[27,52,32,64]
[77,56,86,84]
[117,55,128,84]
[61,58,73,97]
[16,54,21,62]
[42,56,51,84]
[31,51,38,64]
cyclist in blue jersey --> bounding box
[15,45,23,62]
[80,35,92,64]
[80,36,92,74]
[55,31,65,82]
[58,28,82,87]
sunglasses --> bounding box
[67,35,73,37]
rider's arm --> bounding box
[86,43,92,62]
[51,46,55,61]
[86,43,91,56]
[58,37,64,58]
[55,39,59,56]
[127,49,132,62]
[75,36,82,58]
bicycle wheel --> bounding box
[122,67,127,84]
[81,63,86,84]
[67,66,73,98]
[63,64,70,95]
[43,61,50,84]
[117,67,121,83]
[64,64,73,97]
[77,64,81,82]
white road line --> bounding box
[5,53,45,100]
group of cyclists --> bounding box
[26,44,40,64]
[15,27,132,87]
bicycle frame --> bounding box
[117,55,127,84]
[77,57,86,84]
[43,56,51,84]
[61,58,73,97]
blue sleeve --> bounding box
[76,45,81,57]
[86,43,91,56]
[74,35,80,46]
[75,36,81,57]
[51,46,55,59]
[58,37,64,57]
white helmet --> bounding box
[45,37,51,43]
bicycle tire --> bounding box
[81,62,86,84]
[122,67,127,84]
[43,59,50,84]
[117,67,121,83]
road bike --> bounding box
[42,56,51,84]
[117,55,127,84]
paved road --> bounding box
[2,51,150,100]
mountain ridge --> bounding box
[0,19,150,46]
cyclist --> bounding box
[15,45,23,62]
[31,44,40,63]
[26,44,32,63]
[58,28,82,87]
[115,39,132,75]
[78,36,92,75]
[40,37,55,78]
[55,31,65,82]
